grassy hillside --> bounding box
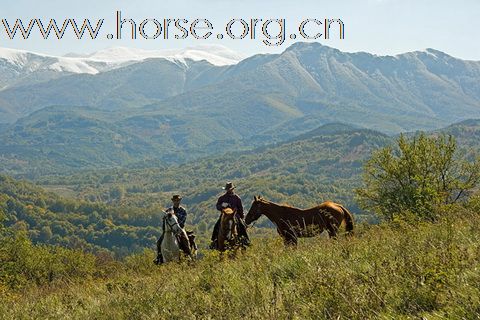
[1,201,479,319]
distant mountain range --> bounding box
[0,45,242,86]
[0,42,479,174]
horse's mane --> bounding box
[259,198,304,212]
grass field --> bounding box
[1,205,480,320]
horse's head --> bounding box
[218,207,237,249]
[245,195,265,225]
[221,207,236,230]
[164,210,183,235]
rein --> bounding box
[163,214,182,237]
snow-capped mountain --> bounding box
[1,42,480,174]
[82,45,245,66]
[1,42,479,133]
[0,45,244,89]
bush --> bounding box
[0,229,96,291]
[355,133,480,221]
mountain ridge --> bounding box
[0,45,243,92]
[1,42,480,175]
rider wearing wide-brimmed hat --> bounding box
[154,194,189,264]
[168,195,187,228]
[210,182,250,249]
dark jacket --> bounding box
[167,206,187,229]
[216,192,244,218]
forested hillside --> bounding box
[1,124,390,255]
[2,120,479,257]
[37,124,393,225]
[0,175,162,256]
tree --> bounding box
[109,186,126,202]
[39,226,53,241]
[355,133,480,221]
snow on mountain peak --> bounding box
[0,47,30,66]
[84,45,245,66]
[0,45,244,77]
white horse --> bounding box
[160,210,193,263]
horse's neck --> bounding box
[262,202,286,223]
[164,223,177,235]
[162,230,177,245]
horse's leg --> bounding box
[276,228,283,237]
[326,222,339,239]
[161,243,168,263]
[154,235,164,264]
[177,232,192,256]
[284,236,297,246]
[218,225,225,252]
[218,238,225,252]
[282,228,298,246]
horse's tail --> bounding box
[339,204,354,236]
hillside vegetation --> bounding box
[2,129,480,319]
[36,124,392,227]
[1,201,480,319]
[0,175,162,256]
[2,123,479,256]
[35,120,480,226]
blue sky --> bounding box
[1,0,479,60]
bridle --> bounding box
[247,200,264,229]
[163,213,182,237]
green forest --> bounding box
[2,121,480,319]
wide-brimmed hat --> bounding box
[171,195,183,201]
[223,182,235,191]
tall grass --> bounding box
[1,209,480,319]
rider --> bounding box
[154,194,189,265]
[210,182,250,249]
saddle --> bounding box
[177,230,197,254]
[186,230,198,251]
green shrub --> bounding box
[1,230,96,291]
[356,133,480,221]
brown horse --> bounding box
[245,196,354,246]
[217,208,239,251]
